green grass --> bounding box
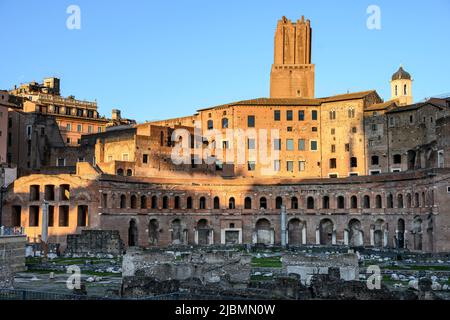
[250,274,273,282]
[251,257,282,268]
[26,256,118,266]
[24,268,121,277]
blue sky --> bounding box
[0,0,449,122]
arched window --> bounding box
[160,131,164,146]
[221,118,228,129]
[375,195,382,208]
[337,196,345,209]
[259,197,267,209]
[120,194,126,209]
[291,197,298,209]
[275,196,283,209]
[363,195,370,209]
[174,196,180,209]
[406,194,412,208]
[351,195,358,209]
[162,196,169,209]
[130,195,137,209]
[207,120,213,130]
[387,193,393,208]
[228,197,235,209]
[186,196,193,209]
[199,196,206,209]
[414,193,420,208]
[322,196,330,209]
[151,196,158,209]
[397,194,404,208]
[141,195,147,209]
[395,85,398,96]
[244,197,252,209]
[126,169,132,176]
[213,196,220,209]
[117,168,124,176]
[404,84,407,95]
[307,196,314,209]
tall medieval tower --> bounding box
[270,16,315,99]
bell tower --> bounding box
[270,16,315,99]
[390,65,413,106]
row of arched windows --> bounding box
[105,190,434,210]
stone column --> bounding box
[344,229,349,245]
[332,229,337,245]
[315,228,320,245]
[370,228,374,246]
[384,230,389,247]
[302,226,307,245]
[280,205,287,247]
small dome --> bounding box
[391,66,411,81]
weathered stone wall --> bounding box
[283,252,359,284]
[65,230,124,256]
[122,248,251,285]
[0,235,26,288]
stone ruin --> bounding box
[120,246,441,299]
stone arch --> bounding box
[151,195,158,209]
[350,195,358,209]
[372,219,386,248]
[196,219,211,245]
[162,196,169,209]
[275,196,283,209]
[186,196,193,209]
[375,195,382,208]
[291,196,298,209]
[363,195,370,209]
[244,197,252,209]
[229,197,236,209]
[141,195,147,209]
[337,195,345,209]
[128,219,138,247]
[75,191,91,202]
[322,195,330,209]
[117,168,124,176]
[171,218,185,245]
[412,216,423,251]
[406,193,412,208]
[348,219,364,247]
[397,218,405,249]
[213,196,220,209]
[130,195,137,209]
[287,218,305,245]
[120,194,126,209]
[387,193,394,208]
[397,194,404,208]
[306,196,315,209]
[148,219,159,245]
[255,218,272,245]
[199,196,206,209]
[259,197,267,209]
[319,218,334,245]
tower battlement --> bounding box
[270,16,315,99]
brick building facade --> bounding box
[1,16,449,253]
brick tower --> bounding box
[270,16,315,99]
